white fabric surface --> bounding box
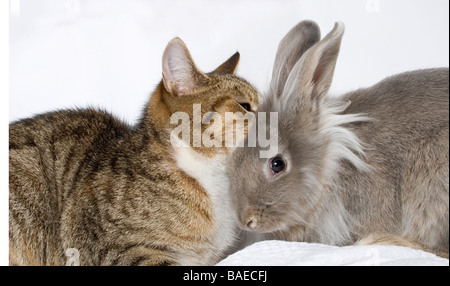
[217,240,449,266]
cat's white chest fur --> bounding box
[171,136,237,263]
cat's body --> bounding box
[10,109,133,265]
[9,39,258,265]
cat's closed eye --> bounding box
[239,102,252,112]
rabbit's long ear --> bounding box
[284,22,344,103]
[162,38,207,96]
[270,20,321,98]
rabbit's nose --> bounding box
[246,217,258,229]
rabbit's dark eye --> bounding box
[239,102,251,112]
[269,156,286,175]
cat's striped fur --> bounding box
[9,38,258,265]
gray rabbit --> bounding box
[229,20,449,258]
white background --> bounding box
[3,0,449,265]
[9,0,449,124]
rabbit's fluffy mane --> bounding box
[314,98,371,244]
[317,97,371,177]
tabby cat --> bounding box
[9,38,258,265]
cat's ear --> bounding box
[162,38,206,96]
[212,52,240,75]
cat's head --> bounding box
[147,38,259,156]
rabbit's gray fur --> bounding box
[229,20,449,258]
